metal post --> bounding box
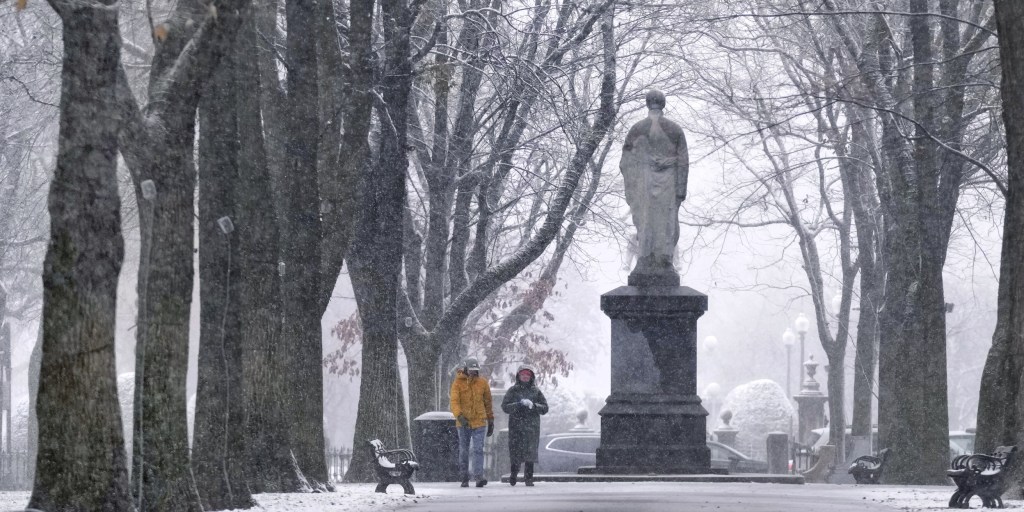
[786,344,793,438]
[798,331,805,383]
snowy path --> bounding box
[0,483,1018,511]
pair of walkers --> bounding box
[449,357,549,487]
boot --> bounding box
[524,462,535,486]
[475,479,488,487]
[509,463,519,486]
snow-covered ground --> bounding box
[0,483,1019,511]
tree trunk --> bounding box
[406,343,440,423]
[278,0,330,490]
[316,0,360,308]
[109,1,250,506]
[875,1,950,484]
[27,326,41,479]
[851,269,880,437]
[976,1,1024,491]
[233,11,306,493]
[28,5,133,509]
[843,111,882,439]
[193,37,256,510]
[825,348,846,462]
[131,118,204,511]
[345,0,416,482]
[255,0,289,231]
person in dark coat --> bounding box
[501,365,548,486]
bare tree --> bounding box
[193,20,256,508]
[27,0,132,507]
[114,0,252,506]
[344,0,422,482]
[396,0,621,424]
[819,0,998,483]
[975,0,1024,492]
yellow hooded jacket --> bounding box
[449,370,494,429]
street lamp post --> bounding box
[702,336,719,434]
[794,313,810,379]
[782,328,796,438]
[704,382,721,432]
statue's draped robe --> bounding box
[620,114,689,265]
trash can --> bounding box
[412,411,460,481]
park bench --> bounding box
[947,445,1017,509]
[848,447,889,484]
[368,439,419,495]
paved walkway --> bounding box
[0,483,975,511]
[386,482,955,512]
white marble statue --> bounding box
[619,90,689,285]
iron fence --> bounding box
[0,451,31,490]
[326,446,353,483]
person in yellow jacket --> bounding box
[449,357,494,487]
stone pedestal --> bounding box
[766,432,790,474]
[793,356,828,445]
[584,286,713,474]
[714,426,739,448]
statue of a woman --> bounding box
[619,90,689,286]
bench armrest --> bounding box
[850,455,882,466]
[964,454,1006,473]
[381,448,418,464]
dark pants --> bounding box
[510,462,534,481]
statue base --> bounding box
[590,393,712,474]
[627,257,680,287]
[627,271,680,287]
[594,286,711,474]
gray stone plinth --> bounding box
[794,394,828,445]
[591,286,710,474]
[627,269,680,287]
[714,427,739,448]
[766,432,789,474]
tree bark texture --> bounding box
[131,112,204,512]
[874,1,951,484]
[28,4,133,509]
[279,0,330,489]
[847,115,882,438]
[233,11,306,494]
[194,37,256,510]
[976,2,1024,495]
[112,0,252,507]
[345,0,417,483]
[316,0,360,307]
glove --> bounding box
[487,420,494,437]
[520,399,534,409]
[457,414,469,427]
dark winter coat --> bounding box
[501,367,548,464]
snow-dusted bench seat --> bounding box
[848,447,889,484]
[368,438,419,495]
[947,445,1017,509]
